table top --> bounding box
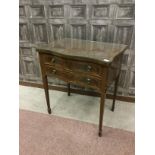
[36,38,128,64]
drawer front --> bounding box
[45,66,73,82]
[43,54,64,67]
[65,60,102,77]
[42,54,102,77]
[72,74,102,90]
[45,65,102,90]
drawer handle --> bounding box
[86,78,91,84]
[51,58,55,63]
[52,69,56,74]
[87,65,92,71]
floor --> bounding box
[19,85,135,132]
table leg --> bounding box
[111,75,119,112]
[67,83,71,96]
[98,92,106,137]
[43,75,51,114]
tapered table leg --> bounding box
[98,92,106,137]
[111,76,119,112]
[43,75,51,114]
[67,83,71,96]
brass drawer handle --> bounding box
[51,58,55,63]
[87,65,92,71]
[52,69,56,74]
[86,78,91,84]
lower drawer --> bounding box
[45,66,73,82]
[45,65,102,90]
[72,74,102,90]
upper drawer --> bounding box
[42,54,103,77]
[43,54,64,67]
[65,60,102,77]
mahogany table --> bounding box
[36,38,128,137]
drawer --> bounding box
[72,74,102,90]
[42,54,103,77]
[65,60,102,77]
[45,66,73,82]
[45,65,102,90]
[43,54,64,67]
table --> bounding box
[36,38,128,137]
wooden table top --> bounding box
[36,38,128,64]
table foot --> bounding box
[48,108,52,114]
[98,131,102,137]
[111,107,115,112]
[67,83,71,96]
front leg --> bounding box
[111,75,119,112]
[67,83,71,96]
[98,91,106,137]
[42,75,51,114]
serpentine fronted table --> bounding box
[36,38,128,137]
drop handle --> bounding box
[86,78,91,84]
[52,69,56,74]
[87,65,92,71]
[51,58,55,63]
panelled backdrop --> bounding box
[19,0,135,97]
